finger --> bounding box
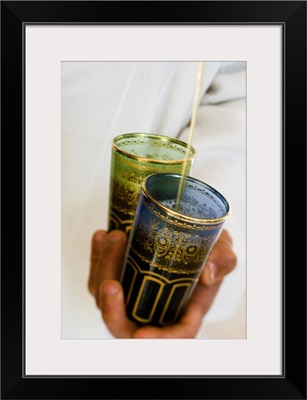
[88,230,107,296]
[94,230,128,306]
[217,229,233,246]
[99,279,137,338]
[201,229,237,286]
[133,280,222,339]
[182,280,223,325]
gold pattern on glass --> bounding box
[130,247,204,275]
[159,283,191,325]
[126,255,198,282]
[143,188,229,225]
[109,211,133,234]
[143,200,221,231]
[133,213,216,273]
[113,133,196,165]
[132,276,164,323]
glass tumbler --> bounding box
[120,173,231,327]
[108,133,196,234]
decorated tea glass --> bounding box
[108,133,196,234]
[120,173,231,327]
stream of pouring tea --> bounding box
[175,61,205,211]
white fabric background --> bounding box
[61,61,246,339]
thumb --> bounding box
[99,279,136,338]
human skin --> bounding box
[88,229,237,338]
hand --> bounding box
[88,229,237,338]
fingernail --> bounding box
[108,231,123,242]
[207,261,216,282]
[101,282,119,296]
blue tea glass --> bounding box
[120,173,230,327]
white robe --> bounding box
[61,61,246,339]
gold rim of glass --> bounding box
[112,133,196,165]
[142,173,231,225]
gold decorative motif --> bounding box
[132,276,164,323]
[143,199,221,231]
[131,214,216,273]
[124,255,198,325]
[126,255,198,281]
[143,189,229,225]
[159,283,191,325]
[109,133,196,234]
[113,133,196,165]
[111,156,193,215]
[130,247,203,275]
[109,210,133,234]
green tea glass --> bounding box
[108,133,196,234]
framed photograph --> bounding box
[1,1,306,399]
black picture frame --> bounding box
[1,1,306,399]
